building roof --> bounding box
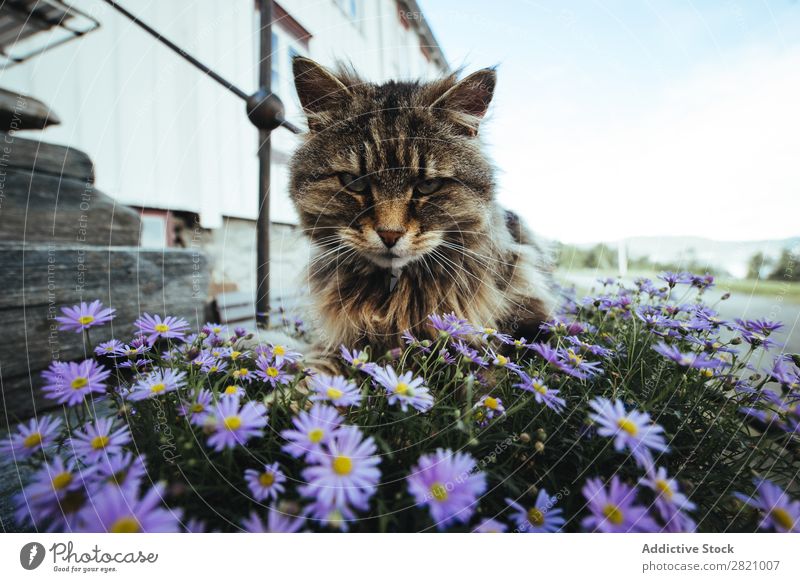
[397,0,448,72]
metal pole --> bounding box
[255,0,272,329]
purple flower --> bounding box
[55,299,115,333]
[428,312,475,339]
[308,374,362,408]
[177,388,214,425]
[255,356,292,387]
[204,396,268,451]
[0,415,62,458]
[479,326,513,344]
[588,397,668,469]
[652,341,725,370]
[70,417,132,462]
[487,349,523,373]
[452,340,489,367]
[340,346,377,374]
[299,425,381,510]
[473,394,505,425]
[41,360,111,407]
[566,335,613,358]
[581,476,659,532]
[690,273,715,290]
[244,462,286,502]
[735,478,799,532]
[406,448,487,530]
[75,483,181,532]
[556,348,604,379]
[514,372,566,413]
[302,500,359,531]
[241,507,304,533]
[372,365,433,413]
[658,271,692,288]
[529,342,561,365]
[640,467,697,532]
[134,313,190,344]
[262,342,303,367]
[93,452,147,492]
[506,489,565,533]
[472,518,508,533]
[127,368,187,401]
[14,455,90,531]
[281,403,342,459]
[94,339,125,357]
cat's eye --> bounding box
[414,178,444,196]
[338,173,369,193]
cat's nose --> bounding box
[376,228,405,248]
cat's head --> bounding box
[289,57,496,270]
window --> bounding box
[334,0,360,23]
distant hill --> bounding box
[571,236,800,278]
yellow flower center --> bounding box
[78,315,95,325]
[110,516,141,533]
[770,508,795,531]
[430,482,449,501]
[273,345,286,356]
[190,403,205,413]
[655,479,674,500]
[23,432,43,448]
[231,351,242,360]
[259,472,276,487]
[603,503,624,525]
[327,387,343,400]
[395,382,410,395]
[528,507,545,526]
[71,377,88,390]
[51,472,73,490]
[617,417,638,436]
[700,368,714,378]
[91,435,110,450]
[308,428,324,443]
[567,350,582,365]
[484,397,499,410]
[154,323,170,333]
[209,365,219,372]
[352,358,362,366]
[496,355,508,366]
[150,383,166,394]
[484,327,496,335]
[224,416,242,431]
[532,382,547,395]
[236,368,249,377]
[332,455,353,476]
[266,367,278,378]
[224,385,238,395]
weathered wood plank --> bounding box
[0,131,94,182]
[0,88,60,131]
[0,168,140,246]
[0,243,210,424]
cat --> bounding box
[288,56,556,358]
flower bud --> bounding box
[519,432,531,444]
[534,441,545,454]
[536,428,547,441]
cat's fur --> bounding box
[289,57,556,355]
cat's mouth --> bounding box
[367,250,417,270]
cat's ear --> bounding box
[430,68,496,135]
[292,56,351,131]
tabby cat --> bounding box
[289,57,555,356]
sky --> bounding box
[417,0,800,244]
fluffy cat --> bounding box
[289,57,556,356]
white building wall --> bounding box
[0,0,447,229]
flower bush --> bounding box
[4,274,799,532]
